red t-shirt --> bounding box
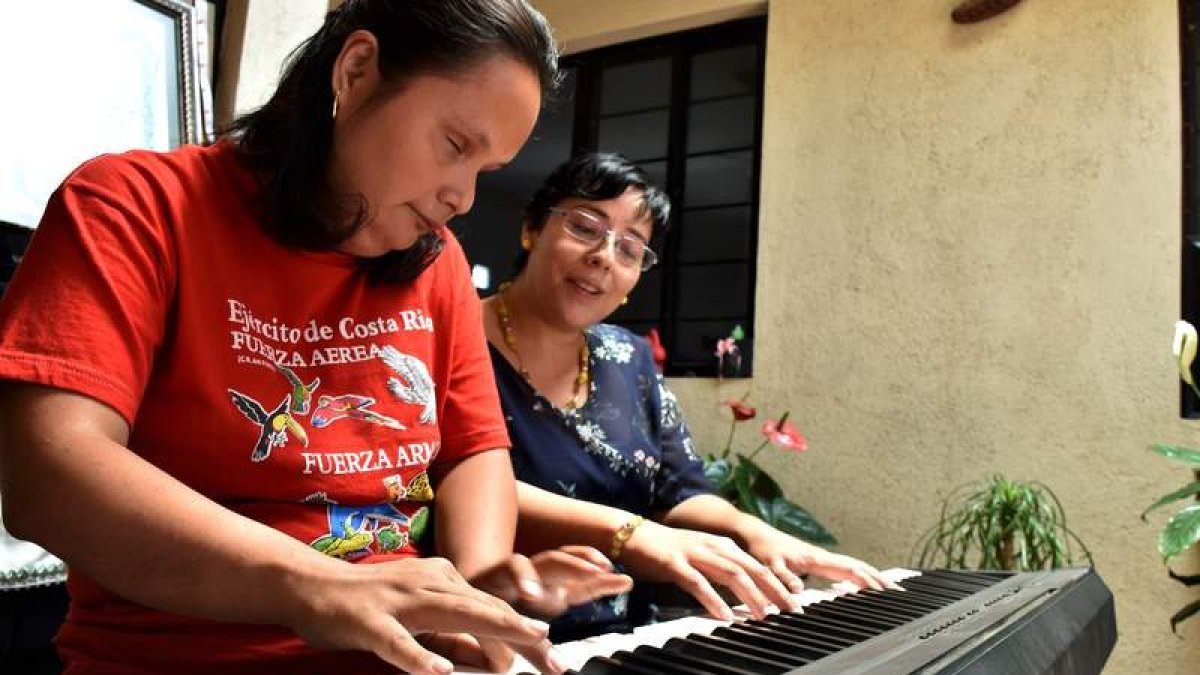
[0,142,510,673]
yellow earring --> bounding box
[521,237,531,251]
[621,297,628,306]
[331,91,340,120]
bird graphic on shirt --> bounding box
[310,393,405,430]
[379,346,437,425]
[227,389,309,462]
[272,363,320,415]
[310,510,376,559]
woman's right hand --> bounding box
[284,556,555,675]
[618,521,798,621]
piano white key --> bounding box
[830,566,920,594]
[451,568,921,674]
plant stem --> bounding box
[1000,529,1015,571]
[747,439,770,461]
[722,417,736,459]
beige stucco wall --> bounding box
[215,0,329,127]
[539,0,1196,673]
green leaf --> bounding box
[731,325,745,341]
[1150,444,1200,467]
[1158,504,1200,561]
[1141,481,1200,521]
[745,495,773,522]
[757,496,838,545]
[733,455,784,500]
[1170,599,1200,634]
[732,468,761,514]
[703,458,734,493]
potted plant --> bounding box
[701,327,837,545]
[911,474,1092,571]
[1139,320,1200,632]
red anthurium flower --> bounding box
[761,418,808,451]
[722,400,757,421]
[646,328,667,371]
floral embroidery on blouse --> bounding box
[591,325,637,364]
[656,374,702,464]
[561,408,644,477]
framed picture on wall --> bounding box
[0,0,203,228]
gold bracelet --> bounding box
[609,515,646,560]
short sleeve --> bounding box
[429,235,510,469]
[647,347,715,510]
[0,154,176,424]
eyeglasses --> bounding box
[547,207,658,271]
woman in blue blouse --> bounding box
[481,153,897,641]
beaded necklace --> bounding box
[495,283,590,411]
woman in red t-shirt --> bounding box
[0,2,630,674]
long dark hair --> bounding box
[514,152,671,274]
[227,0,559,285]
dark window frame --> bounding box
[1182,0,1199,416]
[564,17,767,377]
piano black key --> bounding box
[714,623,837,657]
[801,601,906,631]
[831,593,926,622]
[611,647,745,675]
[865,585,949,604]
[920,569,1007,588]
[840,588,931,614]
[899,578,970,597]
[636,645,763,675]
[891,583,964,605]
[766,611,883,641]
[905,572,994,595]
[900,577,974,600]
[939,568,1001,580]
[677,633,813,668]
[659,636,793,674]
[577,656,657,675]
[805,598,907,622]
[714,624,839,659]
[741,619,856,653]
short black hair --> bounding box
[227,0,559,285]
[515,152,671,273]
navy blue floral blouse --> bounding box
[491,323,715,641]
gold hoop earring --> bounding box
[331,92,340,120]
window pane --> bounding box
[640,160,669,192]
[610,266,662,322]
[597,109,669,162]
[671,319,750,370]
[688,97,755,154]
[690,44,757,101]
[677,262,749,319]
[601,57,671,115]
[684,151,754,207]
[679,206,752,263]
[615,322,660,342]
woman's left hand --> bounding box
[474,546,634,618]
[742,527,901,594]
[431,547,633,674]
